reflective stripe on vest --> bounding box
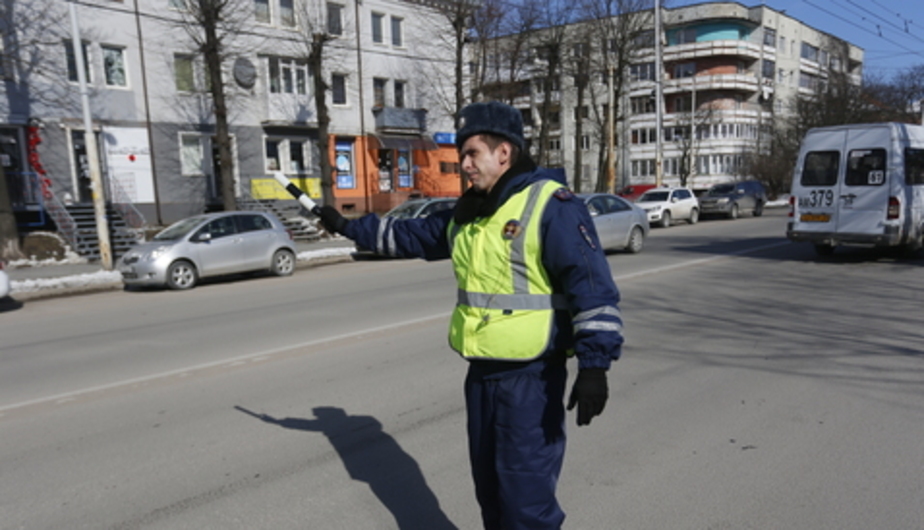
[447,180,564,361]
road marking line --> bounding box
[0,240,788,415]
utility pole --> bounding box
[606,64,615,192]
[70,1,112,269]
[654,0,664,188]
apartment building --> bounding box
[1,0,460,227]
[478,1,864,192]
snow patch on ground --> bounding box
[9,246,357,294]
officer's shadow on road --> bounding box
[235,405,457,530]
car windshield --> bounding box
[385,201,425,219]
[638,191,669,202]
[708,184,736,195]
[153,216,207,241]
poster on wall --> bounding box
[397,150,411,188]
[102,126,155,203]
[335,141,355,189]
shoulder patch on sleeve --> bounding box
[553,187,575,201]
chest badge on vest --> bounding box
[502,219,523,240]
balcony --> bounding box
[635,40,768,63]
[663,73,760,95]
[372,107,428,133]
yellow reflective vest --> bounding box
[447,180,569,361]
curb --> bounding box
[7,253,358,303]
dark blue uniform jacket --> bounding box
[342,158,623,372]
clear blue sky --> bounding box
[666,0,924,79]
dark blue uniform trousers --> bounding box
[465,358,567,530]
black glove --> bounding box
[317,205,348,235]
[567,368,608,426]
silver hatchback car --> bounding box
[119,211,296,290]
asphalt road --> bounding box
[1,209,922,529]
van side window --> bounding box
[801,151,839,186]
[905,148,924,185]
[846,149,887,186]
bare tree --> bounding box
[672,98,715,187]
[171,0,252,212]
[576,0,653,192]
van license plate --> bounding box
[800,213,831,222]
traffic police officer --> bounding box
[318,101,623,529]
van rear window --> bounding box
[801,151,839,186]
[906,148,924,185]
[846,149,886,186]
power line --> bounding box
[802,0,924,61]
[837,0,924,44]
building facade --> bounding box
[1,0,461,227]
[477,2,864,193]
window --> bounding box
[846,149,887,186]
[440,161,460,174]
[265,139,281,171]
[674,62,695,79]
[581,135,590,150]
[394,80,405,108]
[630,96,655,115]
[327,3,343,35]
[630,62,655,82]
[548,139,561,151]
[371,13,384,43]
[633,30,655,49]
[574,106,589,120]
[674,96,691,113]
[269,57,308,95]
[373,77,387,106]
[332,73,347,104]
[237,214,272,233]
[801,151,839,186]
[763,27,776,48]
[905,148,924,185]
[800,72,819,90]
[675,27,697,45]
[801,42,819,62]
[174,54,195,92]
[289,140,306,173]
[573,43,589,57]
[180,134,206,175]
[65,40,91,83]
[762,59,775,79]
[391,16,403,47]
[102,45,126,87]
[279,0,295,27]
[255,0,270,23]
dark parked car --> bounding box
[698,180,767,219]
[118,211,297,290]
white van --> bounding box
[786,122,924,255]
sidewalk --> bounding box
[5,237,357,302]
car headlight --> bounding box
[716,198,729,204]
[145,246,171,261]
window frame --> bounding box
[65,40,92,84]
[390,16,403,47]
[101,44,127,87]
[371,12,384,44]
[331,73,347,105]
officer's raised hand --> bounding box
[567,368,608,426]
[317,205,348,235]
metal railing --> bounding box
[108,177,147,229]
[41,190,80,252]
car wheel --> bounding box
[271,249,296,276]
[659,211,672,228]
[753,201,764,217]
[166,260,198,290]
[688,208,699,225]
[625,226,645,253]
[728,204,739,220]
[814,244,836,256]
